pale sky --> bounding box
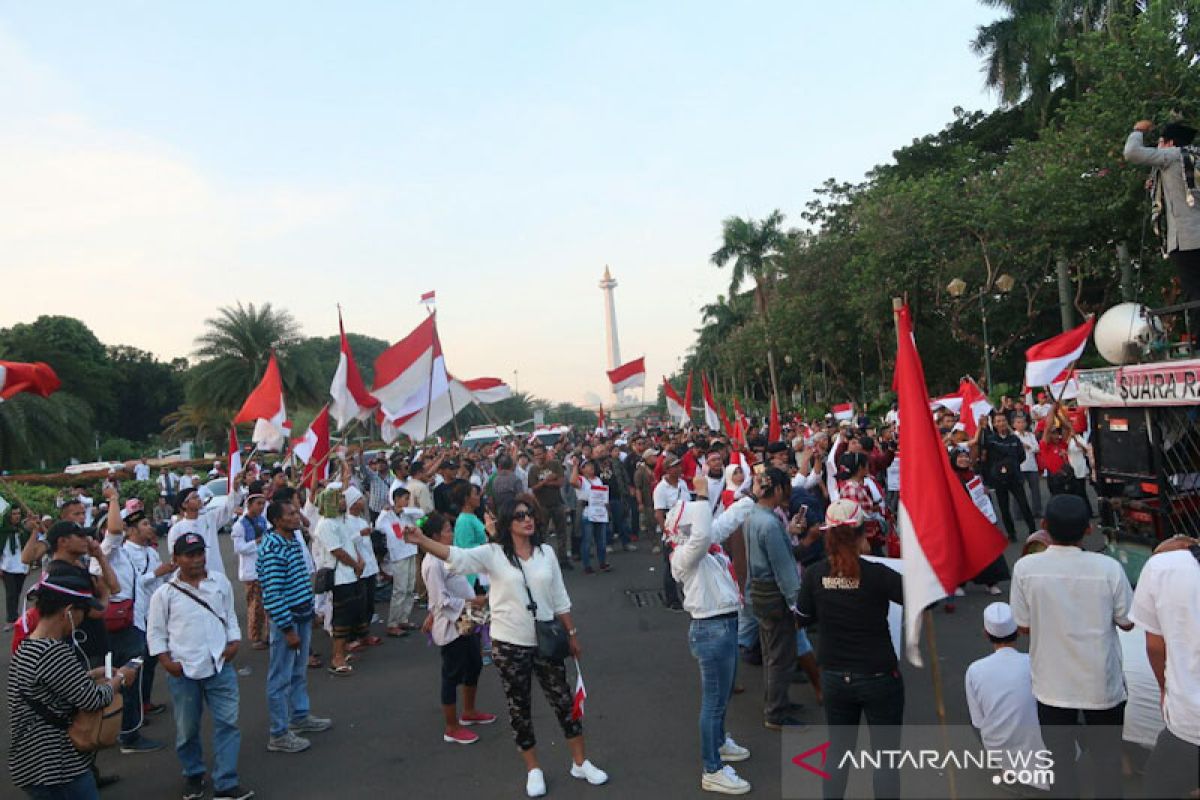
[0,2,999,405]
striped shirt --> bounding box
[7,637,114,788]
[257,529,314,630]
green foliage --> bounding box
[0,482,62,519]
[107,346,187,442]
[0,393,94,472]
[120,479,162,511]
[99,437,140,462]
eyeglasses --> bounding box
[512,510,533,521]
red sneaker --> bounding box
[460,711,497,726]
[443,727,479,745]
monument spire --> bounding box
[599,265,621,403]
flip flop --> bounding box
[327,664,353,676]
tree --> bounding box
[0,393,93,471]
[107,346,186,442]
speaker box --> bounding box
[1091,409,1155,480]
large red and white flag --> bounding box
[293,405,332,490]
[663,378,687,425]
[702,374,721,431]
[957,378,994,438]
[329,309,379,430]
[607,357,646,394]
[233,353,290,451]
[683,372,694,425]
[371,314,446,420]
[1024,316,1095,389]
[769,395,782,443]
[894,304,1008,666]
[378,379,474,443]
[461,377,512,405]
[0,361,61,401]
[570,659,587,721]
[929,393,964,415]
[832,402,854,422]
[227,428,243,495]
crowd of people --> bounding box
[3,395,1198,799]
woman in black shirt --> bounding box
[796,499,904,800]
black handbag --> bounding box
[514,550,570,662]
[313,567,335,595]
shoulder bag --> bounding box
[21,679,123,752]
[514,548,570,662]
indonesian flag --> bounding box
[929,393,964,415]
[227,428,242,495]
[702,374,721,432]
[379,378,474,443]
[832,402,854,422]
[663,378,687,426]
[957,379,994,438]
[0,361,61,401]
[233,353,290,451]
[733,398,749,441]
[571,659,587,721]
[596,404,607,435]
[683,372,694,425]
[462,377,512,404]
[293,405,332,490]
[329,309,379,430]
[371,313,445,420]
[769,395,782,443]
[894,304,1007,667]
[607,357,646,394]
[420,290,436,306]
[825,433,841,503]
[1048,368,1079,401]
[1024,316,1095,389]
[719,404,738,442]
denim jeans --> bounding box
[167,662,241,791]
[609,497,631,546]
[22,771,99,800]
[580,520,608,569]
[737,594,759,649]
[823,669,905,800]
[267,615,313,736]
[688,615,739,773]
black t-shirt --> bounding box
[982,430,1024,486]
[796,557,903,673]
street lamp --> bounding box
[947,274,1014,391]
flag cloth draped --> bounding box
[233,353,290,451]
[329,309,379,430]
[227,429,242,495]
[733,398,749,442]
[831,402,854,422]
[894,304,1008,667]
[293,405,332,491]
[769,395,781,443]
[663,378,687,426]
[1024,316,1095,389]
[607,357,646,394]
[371,313,445,421]
[378,379,474,443]
[571,659,587,721]
[956,379,994,438]
[462,377,512,404]
[596,404,606,435]
[702,374,721,432]
[682,372,694,425]
[0,361,61,401]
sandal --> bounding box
[307,655,323,669]
[328,664,354,676]
[347,640,367,653]
[363,636,384,647]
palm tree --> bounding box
[187,302,322,414]
[159,403,227,450]
[0,393,93,471]
[710,210,788,402]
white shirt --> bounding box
[316,515,359,586]
[965,648,1050,791]
[178,475,196,491]
[1010,545,1133,709]
[134,463,151,481]
[1,532,28,574]
[374,509,418,569]
[671,497,755,619]
[446,543,570,648]
[231,515,262,582]
[1130,549,1200,745]
[1015,431,1040,472]
[93,532,136,603]
[653,477,691,511]
[792,469,821,491]
[349,514,379,579]
[885,456,901,492]
[122,540,166,631]
[577,475,609,523]
[1031,402,1053,422]
[1067,436,1090,479]
[146,573,241,680]
[167,491,239,578]
[421,556,474,647]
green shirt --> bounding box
[453,512,488,587]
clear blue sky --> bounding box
[0,1,999,405]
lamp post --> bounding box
[947,274,1014,391]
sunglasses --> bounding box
[512,510,534,521]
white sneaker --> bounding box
[570,759,609,786]
[954,587,966,597]
[719,736,750,762]
[702,765,751,795]
[526,768,547,798]
[987,585,1003,596]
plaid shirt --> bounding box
[838,478,877,515]
[357,465,391,513]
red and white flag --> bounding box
[1048,368,1079,401]
[330,309,379,430]
[825,433,842,502]
[293,405,332,490]
[1024,316,1095,389]
[769,395,782,443]
[419,290,436,306]
[894,304,1007,666]
[596,404,606,435]
[371,314,446,420]
[227,428,243,495]
[929,393,964,415]
[663,378,687,425]
[0,361,61,401]
[378,379,474,443]
[607,357,646,394]
[702,374,721,431]
[570,659,587,721]
[956,378,994,438]
[733,398,749,441]
[461,377,512,405]
[832,402,854,422]
[233,353,290,451]
[682,372,694,425]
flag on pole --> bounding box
[227,428,242,495]
[894,304,1008,666]
[663,377,688,425]
[832,402,854,422]
[929,393,964,415]
[462,377,512,404]
[719,404,738,443]
[769,395,782,443]
[371,314,446,420]
[733,398,749,441]
[1047,368,1079,400]
[329,309,379,430]
[825,433,841,502]
[233,353,290,451]
[293,405,332,491]
[570,659,587,721]
[682,372,694,425]
[0,361,61,401]
[596,404,607,435]
[378,380,474,443]
[1024,316,1095,389]
[420,290,437,306]
[606,357,646,394]
[702,374,721,432]
[956,378,994,438]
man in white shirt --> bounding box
[653,455,692,612]
[147,533,252,800]
[965,602,1049,792]
[168,485,242,579]
[134,458,151,482]
[1010,494,1133,799]
[375,487,420,636]
[178,467,197,491]
[1130,538,1200,799]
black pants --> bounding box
[1169,248,1200,335]
[823,670,905,800]
[993,481,1036,540]
[440,633,482,705]
[1036,700,1124,799]
[3,570,27,623]
[662,545,681,607]
[1144,726,1200,799]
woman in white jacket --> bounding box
[666,477,759,795]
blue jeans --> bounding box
[580,519,608,569]
[22,771,98,800]
[167,662,241,791]
[823,670,905,800]
[737,594,759,649]
[688,615,739,774]
[267,615,312,736]
[608,498,631,546]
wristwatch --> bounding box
[567,628,578,637]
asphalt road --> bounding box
[2,536,1069,800]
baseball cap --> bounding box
[662,453,682,468]
[983,602,1018,638]
[46,521,89,550]
[823,499,865,529]
[173,532,207,556]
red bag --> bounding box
[103,599,134,633]
[10,608,38,654]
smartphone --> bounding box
[798,504,809,520]
[753,463,766,476]
[126,656,144,668]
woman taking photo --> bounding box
[419,512,496,745]
[406,497,608,798]
[796,499,904,800]
[8,572,139,799]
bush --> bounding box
[0,482,63,519]
[99,438,141,462]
